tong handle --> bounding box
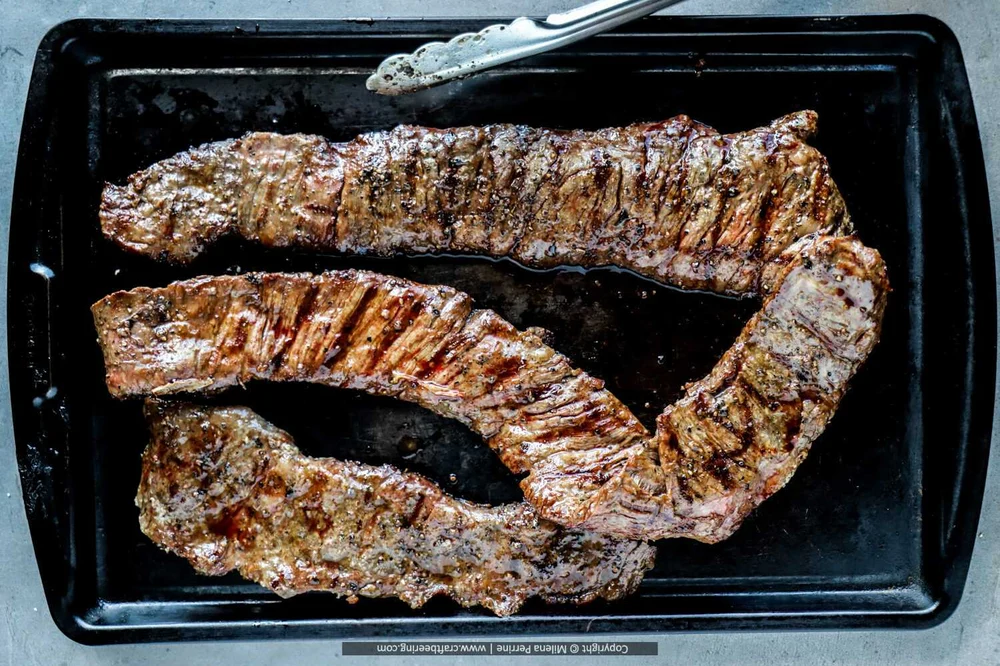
[548,0,680,28]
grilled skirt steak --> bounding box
[102,111,850,295]
[95,235,888,542]
[137,401,655,615]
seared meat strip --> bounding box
[592,235,888,538]
[509,234,888,541]
[137,401,655,615]
[95,269,652,535]
[96,235,887,542]
[102,111,850,295]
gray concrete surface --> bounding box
[1,0,997,663]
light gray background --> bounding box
[1,1,997,664]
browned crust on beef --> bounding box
[137,401,655,615]
[94,268,652,535]
[101,111,851,295]
[574,235,889,539]
[96,234,887,542]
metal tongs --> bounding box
[366,0,687,95]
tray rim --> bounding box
[8,13,996,644]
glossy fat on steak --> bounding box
[101,111,851,295]
[137,401,656,616]
[95,235,888,542]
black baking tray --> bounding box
[8,15,995,644]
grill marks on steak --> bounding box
[101,111,851,295]
[519,238,887,542]
[94,235,888,542]
[643,235,888,539]
[95,269,651,532]
[137,401,656,616]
